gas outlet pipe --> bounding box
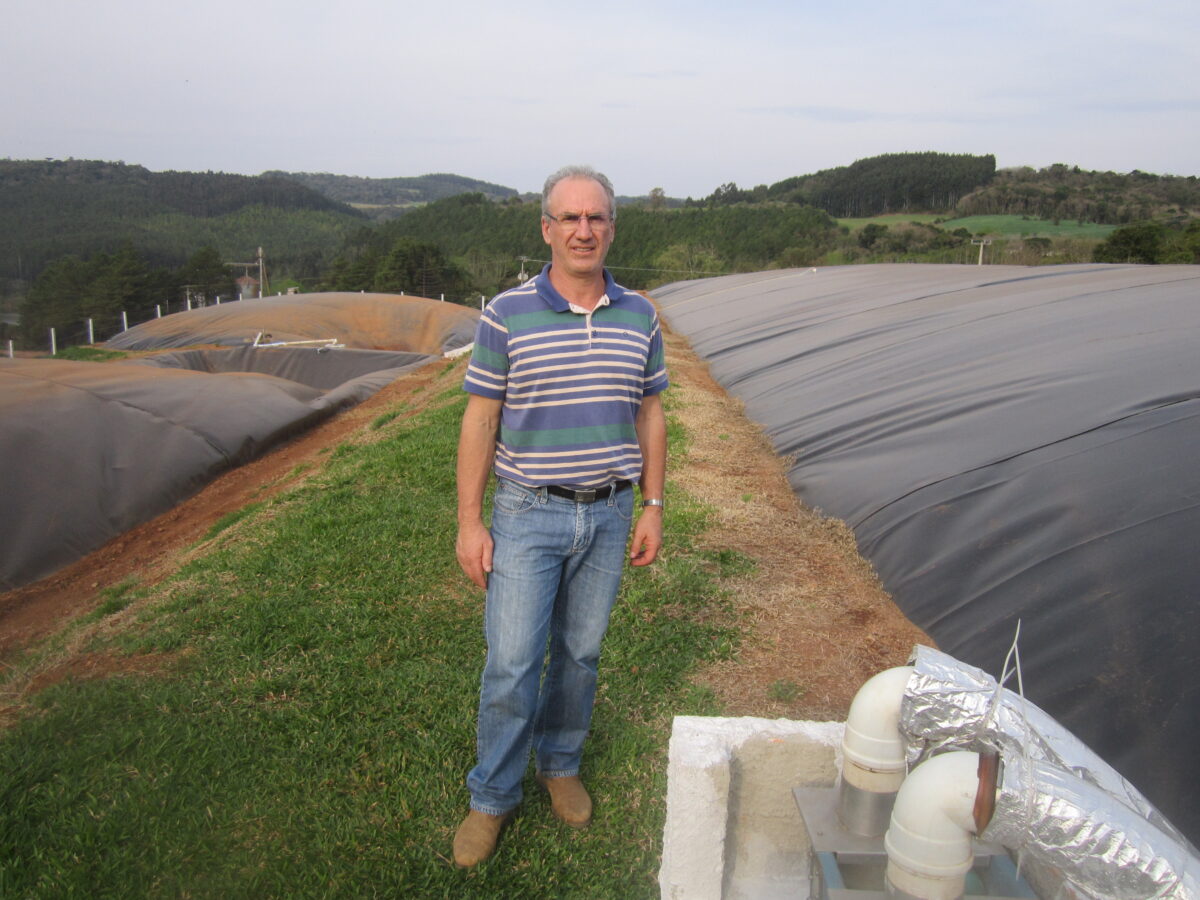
[838,665,914,836]
[883,750,998,900]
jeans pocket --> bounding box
[494,480,538,515]
[612,486,635,522]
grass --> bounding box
[51,346,129,362]
[840,212,1115,239]
[838,213,942,230]
[938,214,1116,239]
[0,365,746,898]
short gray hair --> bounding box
[541,165,617,222]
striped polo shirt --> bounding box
[464,264,669,489]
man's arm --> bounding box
[630,392,667,567]
[456,393,503,589]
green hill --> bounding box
[0,159,367,283]
[268,171,519,220]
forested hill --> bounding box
[706,152,998,217]
[268,171,518,219]
[704,152,1200,225]
[955,164,1200,225]
[0,159,366,281]
[2,159,355,217]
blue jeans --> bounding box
[467,478,634,815]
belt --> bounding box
[545,481,632,503]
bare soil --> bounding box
[0,332,930,721]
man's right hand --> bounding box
[456,520,494,590]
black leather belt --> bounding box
[545,481,632,503]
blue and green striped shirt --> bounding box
[464,265,668,488]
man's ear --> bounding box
[541,216,552,245]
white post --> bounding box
[440,293,445,302]
[216,295,221,305]
[480,295,485,309]
[156,305,162,318]
[6,339,13,359]
[50,328,57,355]
[121,310,129,331]
[87,318,94,344]
[186,296,192,311]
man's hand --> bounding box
[456,520,494,590]
[629,508,663,567]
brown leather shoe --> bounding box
[452,809,510,868]
[536,773,592,828]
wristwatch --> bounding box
[641,498,665,508]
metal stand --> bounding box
[794,786,1037,899]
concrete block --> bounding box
[660,716,844,900]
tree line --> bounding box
[700,152,998,217]
[9,154,1199,350]
[0,159,366,283]
[267,171,519,220]
[15,244,238,349]
[955,164,1200,225]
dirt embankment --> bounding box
[0,332,929,720]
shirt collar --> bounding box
[534,263,618,313]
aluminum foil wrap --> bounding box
[900,645,1185,844]
[899,645,1199,898]
[984,753,1198,899]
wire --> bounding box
[518,257,725,277]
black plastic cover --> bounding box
[655,263,1200,842]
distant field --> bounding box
[839,213,1115,239]
[939,215,1115,239]
[839,214,941,229]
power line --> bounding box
[518,257,724,277]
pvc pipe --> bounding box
[884,751,982,900]
[838,665,913,835]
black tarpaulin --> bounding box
[654,263,1200,842]
[1,293,480,591]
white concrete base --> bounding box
[659,716,845,900]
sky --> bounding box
[4,0,1198,199]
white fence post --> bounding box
[156,305,162,318]
[6,339,13,359]
[50,328,57,356]
[87,318,94,344]
[121,310,128,331]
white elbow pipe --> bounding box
[884,751,986,900]
[838,665,914,835]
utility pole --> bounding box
[228,248,268,298]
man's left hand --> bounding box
[629,509,663,567]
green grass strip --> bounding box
[0,385,744,899]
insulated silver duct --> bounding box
[895,645,1199,899]
[985,754,1199,900]
[900,645,1189,849]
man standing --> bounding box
[453,165,668,867]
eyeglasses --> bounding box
[543,211,612,230]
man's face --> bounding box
[541,177,615,280]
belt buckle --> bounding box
[575,488,597,503]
